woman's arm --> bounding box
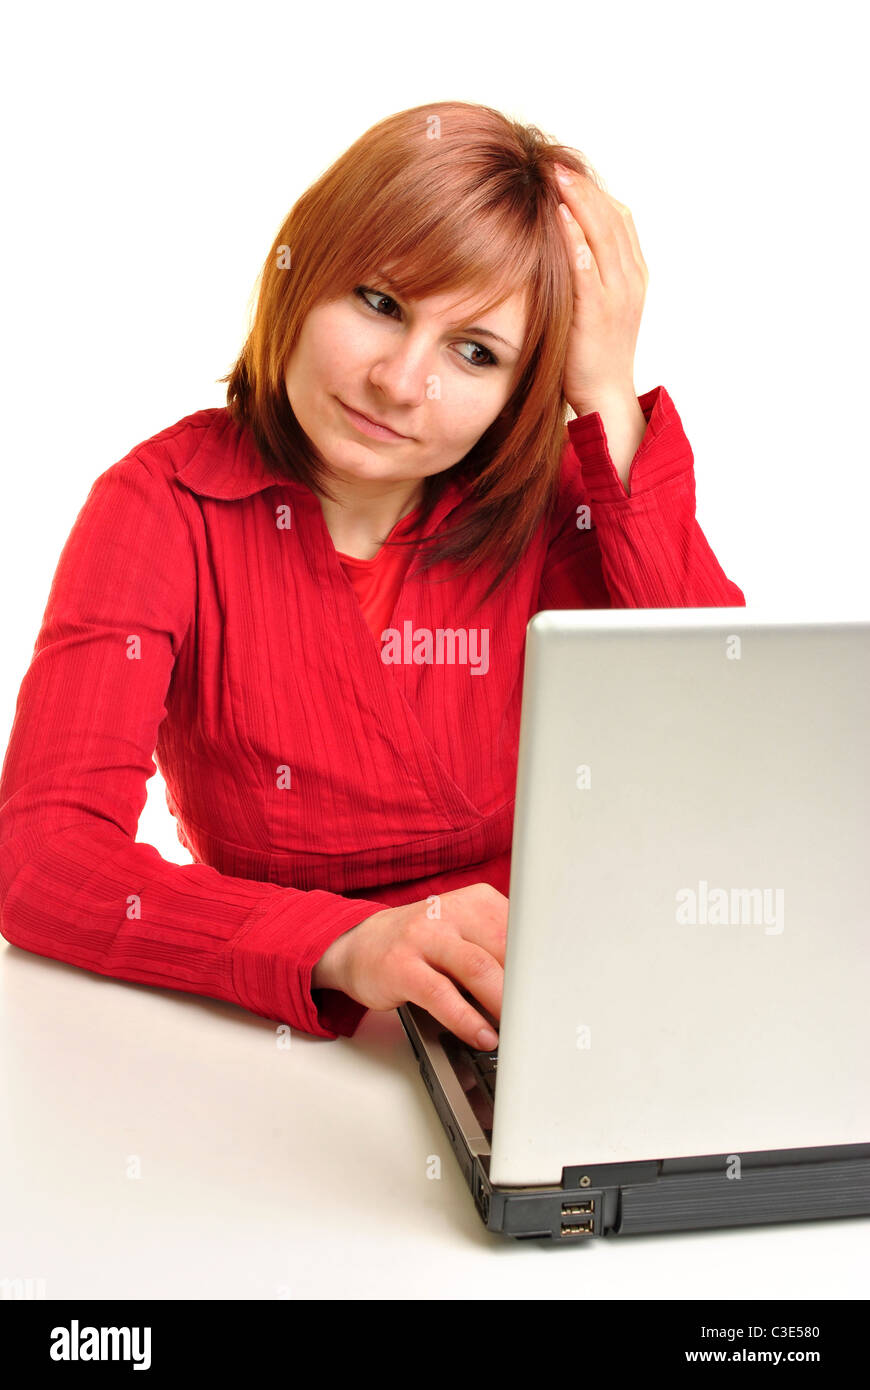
[0,455,390,1040]
[536,386,746,611]
[538,165,743,608]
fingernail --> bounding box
[477,1027,498,1049]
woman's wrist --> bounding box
[311,936,344,991]
[311,916,368,993]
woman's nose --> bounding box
[367,344,433,407]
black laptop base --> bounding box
[477,1146,870,1240]
[398,1004,870,1241]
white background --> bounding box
[1,0,867,1300]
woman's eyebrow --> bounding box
[373,271,520,353]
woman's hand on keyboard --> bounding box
[312,883,507,1049]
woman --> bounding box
[0,101,745,1054]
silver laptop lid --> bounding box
[489,609,870,1187]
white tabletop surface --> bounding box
[1,940,867,1302]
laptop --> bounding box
[398,607,870,1239]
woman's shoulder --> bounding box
[118,406,238,479]
[71,409,245,550]
[95,406,279,506]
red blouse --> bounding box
[336,503,423,642]
[0,387,745,1040]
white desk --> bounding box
[1,941,866,1301]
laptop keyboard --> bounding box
[463,1045,499,1100]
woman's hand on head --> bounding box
[552,162,649,414]
[312,882,508,1050]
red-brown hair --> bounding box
[220,100,603,605]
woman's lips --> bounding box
[338,399,410,441]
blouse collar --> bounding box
[174,408,473,529]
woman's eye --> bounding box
[459,342,498,368]
[353,286,499,369]
[356,286,400,318]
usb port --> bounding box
[560,1220,594,1237]
[561,1200,594,1215]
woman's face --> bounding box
[283,277,528,490]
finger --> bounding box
[424,934,504,1024]
[602,192,649,285]
[553,169,619,283]
[558,201,601,291]
[454,981,500,1035]
[405,959,499,1049]
[555,171,625,287]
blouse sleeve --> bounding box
[535,386,747,611]
[0,455,389,1040]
